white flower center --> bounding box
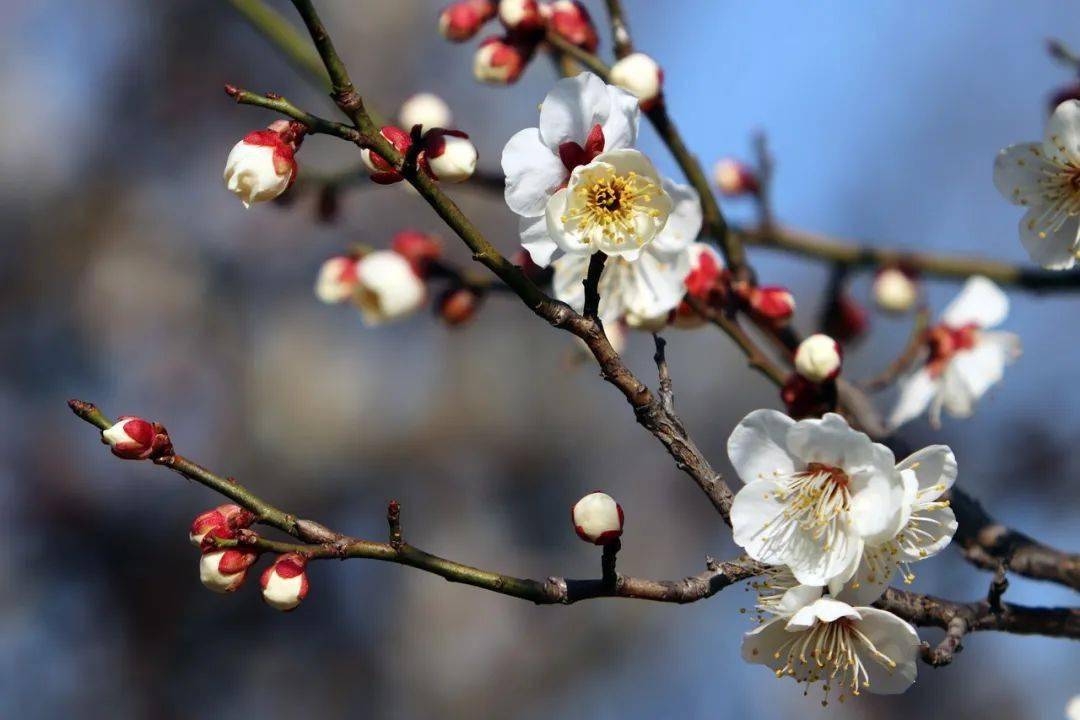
[762,463,852,551]
[759,618,898,704]
[561,166,661,246]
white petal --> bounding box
[1044,99,1080,166]
[786,526,862,588]
[785,413,873,469]
[730,479,789,565]
[776,584,823,617]
[850,608,920,694]
[941,276,1009,329]
[598,81,641,151]
[786,597,860,630]
[649,180,702,256]
[848,466,907,546]
[550,252,591,313]
[539,72,612,149]
[726,409,796,484]
[951,337,1012,402]
[501,128,568,217]
[544,187,588,254]
[992,143,1055,206]
[899,504,957,562]
[740,616,790,667]
[519,215,559,267]
[620,248,691,319]
[1018,208,1079,270]
[895,445,957,499]
[888,368,938,430]
[939,363,976,419]
[832,546,896,605]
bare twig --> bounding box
[603,0,634,58]
[582,252,607,320]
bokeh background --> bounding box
[2,1,1078,718]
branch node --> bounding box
[387,499,403,550]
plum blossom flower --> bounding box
[742,594,920,700]
[889,276,1020,429]
[549,179,702,321]
[993,100,1080,269]
[352,250,427,326]
[503,72,673,266]
[728,410,908,588]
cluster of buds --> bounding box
[713,158,760,198]
[572,492,624,545]
[872,266,920,314]
[360,125,477,185]
[101,416,171,460]
[439,0,598,85]
[783,333,842,419]
[609,53,664,109]
[223,118,306,208]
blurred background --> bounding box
[2,1,1078,718]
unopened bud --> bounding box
[713,158,759,197]
[353,250,427,325]
[423,130,478,183]
[315,255,360,304]
[498,0,547,33]
[438,0,497,42]
[223,122,304,208]
[548,0,598,52]
[873,267,919,314]
[391,231,443,276]
[572,492,624,545]
[474,35,533,84]
[199,548,258,593]
[439,286,484,326]
[399,92,453,134]
[781,373,834,420]
[794,333,842,382]
[360,126,412,184]
[746,285,795,326]
[260,553,310,611]
[609,53,663,108]
[190,504,256,547]
[102,417,159,460]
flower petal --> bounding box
[539,72,612,150]
[850,608,920,695]
[785,413,873,470]
[896,445,957,499]
[649,180,702,256]
[550,251,590,311]
[730,478,789,565]
[888,368,938,430]
[832,545,896,606]
[899,504,957,562]
[502,128,568,217]
[599,82,641,151]
[941,276,1009,329]
[848,465,907,546]
[992,143,1055,206]
[786,597,860,630]
[1044,99,1080,166]
[950,335,1016,401]
[740,616,790,668]
[620,248,691,319]
[1018,209,1079,270]
[519,215,560,267]
[776,584,824,617]
[786,525,862,588]
[727,409,796,484]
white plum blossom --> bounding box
[993,100,1080,269]
[728,410,908,588]
[742,594,920,700]
[550,178,702,321]
[353,251,426,326]
[889,276,1020,430]
[314,256,359,304]
[503,72,674,266]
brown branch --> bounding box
[602,0,634,59]
[861,307,930,392]
[582,251,607,319]
[949,486,1080,592]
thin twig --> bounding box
[603,0,634,58]
[582,252,607,319]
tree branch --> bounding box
[582,252,607,319]
[602,0,634,59]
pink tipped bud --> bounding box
[746,285,795,326]
[548,1,598,52]
[473,35,533,84]
[572,492,624,545]
[399,92,453,134]
[609,53,664,108]
[260,553,310,611]
[360,126,412,185]
[314,255,360,304]
[438,286,484,326]
[102,416,160,460]
[190,504,256,547]
[713,158,760,197]
[794,333,842,382]
[199,548,258,593]
[353,250,427,325]
[498,0,547,33]
[223,122,304,208]
[422,130,478,183]
[439,0,497,42]
[873,267,919,314]
[391,230,443,276]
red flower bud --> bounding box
[713,158,760,197]
[746,285,795,327]
[781,373,836,420]
[360,126,412,184]
[438,286,484,326]
[391,230,443,276]
[260,553,310,611]
[572,492,624,545]
[200,548,259,593]
[498,0,548,34]
[548,0,598,52]
[474,35,535,84]
[438,0,497,42]
[190,504,256,547]
[101,416,167,460]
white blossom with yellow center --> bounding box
[545,148,673,260]
[994,99,1080,269]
